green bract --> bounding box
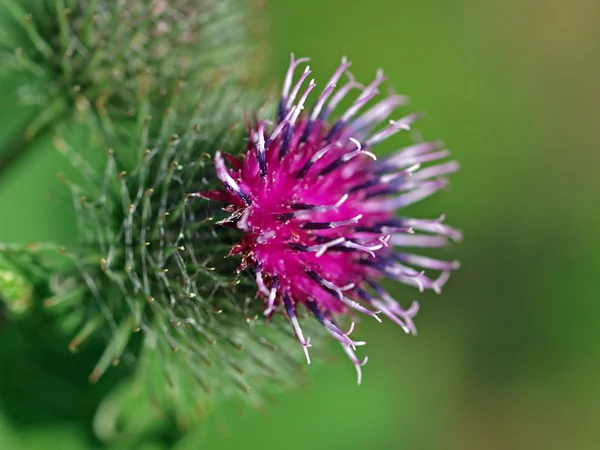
[2,82,324,433]
[0,0,265,138]
[0,0,322,437]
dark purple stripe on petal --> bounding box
[349,178,379,193]
[279,125,294,159]
[257,151,267,178]
[278,98,286,123]
[300,120,316,143]
[325,120,345,142]
[288,243,309,252]
[305,270,341,301]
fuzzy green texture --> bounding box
[1,82,325,432]
[0,242,168,446]
[0,0,265,139]
[0,0,316,437]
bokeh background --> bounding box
[1,0,599,449]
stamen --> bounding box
[256,122,267,177]
[301,214,363,230]
[364,258,431,292]
[411,161,460,181]
[371,218,416,230]
[300,83,337,142]
[341,69,386,122]
[255,266,269,296]
[366,114,420,147]
[362,283,419,335]
[401,179,449,192]
[296,143,337,178]
[341,90,379,122]
[280,64,305,120]
[372,184,445,212]
[320,72,362,121]
[318,138,376,177]
[283,296,311,364]
[267,105,296,147]
[307,237,346,257]
[432,271,451,294]
[282,54,310,103]
[398,215,463,242]
[306,300,366,349]
[395,253,461,271]
[380,257,453,293]
[290,79,317,125]
[310,84,338,122]
[305,270,381,321]
[286,66,312,111]
[384,141,445,163]
[385,264,427,292]
[391,234,449,248]
[214,151,252,205]
[351,94,409,133]
[379,300,416,333]
[354,224,413,234]
[347,137,377,160]
[280,80,317,159]
[379,164,421,184]
[342,240,383,258]
[342,345,369,385]
[379,235,392,247]
[306,56,352,133]
[278,194,349,221]
[384,147,449,169]
[264,276,280,316]
[299,57,350,142]
[366,179,448,200]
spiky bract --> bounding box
[0,0,266,138]
[43,83,324,422]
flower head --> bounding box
[200,55,462,383]
[30,85,324,420]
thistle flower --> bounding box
[27,83,325,426]
[199,55,461,383]
[0,51,460,432]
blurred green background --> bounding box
[1,0,599,449]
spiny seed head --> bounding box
[198,55,462,383]
[49,84,323,419]
[0,0,266,135]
